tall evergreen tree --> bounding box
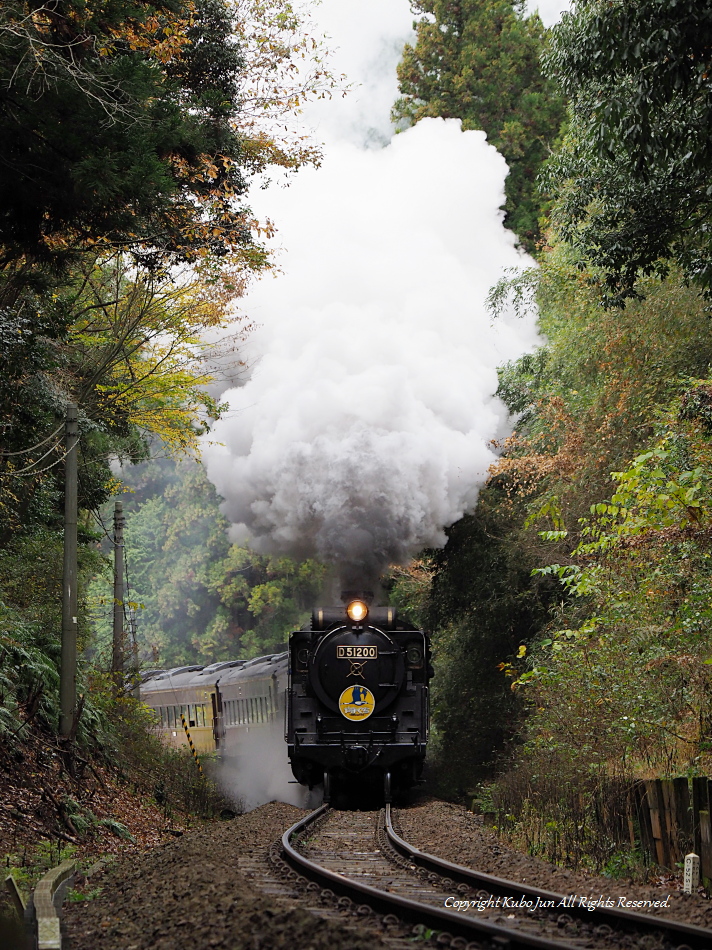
[393,0,564,252]
[544,0,712,304]
[0,0,251,276]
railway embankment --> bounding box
[0,714,228,947]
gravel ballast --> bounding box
[64,798,712,948]
[64,802,390,950]
[396,799,712,931]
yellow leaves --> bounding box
[63,252,251,455]
[110,7,194,65]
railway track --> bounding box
[276,804,712,950]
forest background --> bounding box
[3,0,712,874]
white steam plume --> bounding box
[220,718,322,812]
[202,2,541,586]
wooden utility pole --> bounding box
[112,501,125,684]
[60,404,79,738]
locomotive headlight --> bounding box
[406,644,423,666]
[346,600,368,623]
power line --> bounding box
[0,443,68,477]
[0,422,65,456]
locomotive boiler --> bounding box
[287,593,433,802]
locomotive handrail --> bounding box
[281,807,582,950]
[384,804,712,950]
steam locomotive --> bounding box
[139,595,432,803]
[288,593,432,802]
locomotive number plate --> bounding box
[337,645,377,659]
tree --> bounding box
[516,417,712,777]
[544,0,712,304]
[0,0,241,272]
[88,458,326,666]
[0,251,249,549]
[0,0,338,282]
[491,249,712,539]
[393,0,564,251]
[57,254,245,452]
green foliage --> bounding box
[56,253,239,451]
[419,485,553,797]
[544,0,712,302]
[426,239,712,804]
[209,544,326,659]
[383,557,435,629]
[0,0,254,272]
[492,249,712,530]
[89,458,325,666]
[0,602,60,736]
[515,407,712,776]
[393,0,565,250]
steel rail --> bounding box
[385,804,712,950]
[281,805,582,950]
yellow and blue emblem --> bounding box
[338,685,375,721]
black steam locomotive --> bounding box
[287,593,433,802]
[140,594,432,805]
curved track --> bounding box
[279,804,712,950]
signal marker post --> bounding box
[180,714,204,777]
[684,852,700,894]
